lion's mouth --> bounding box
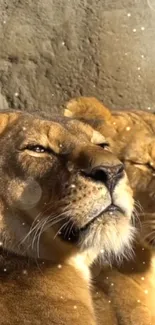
[59,204,124,244]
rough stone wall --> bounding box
[0,0,155,114]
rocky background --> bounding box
[0,0,155,114]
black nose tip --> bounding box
[89,164,124,192]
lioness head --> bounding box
[0,110,134,264]
[64,97,155,211]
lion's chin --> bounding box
[79,214,136,264]
[59,211,136,264]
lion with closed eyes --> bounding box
[64,96,155,325]
[0,109,134,325]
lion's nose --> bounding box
[83,164,124,192]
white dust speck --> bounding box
[137,67,141,71]
[147,106,151,110]
[71,184,76,188]
[141,54,145,59]
[4,268,7,272]
[133,28,137,32]
[141,277,145,281]
[0,241,3,246]
[57,264,62,269]
[100,249,104,253]
[111,283,114,286]
[144,289,148,294]
[22,127,26,131]
[73,305,77,309]
[141,27,145,31]
[22,269,28,275]
[127,13,131,17]
[143,261,146,265]
[61,41,65,46]
[126,126,131,131]
[14,92,19,97]
[108,300,111,303]
[137,299,141,303]
[106,277,109,280]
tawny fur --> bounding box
[0,109,134,325]
[64,96,155,325]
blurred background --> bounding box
[0,0,155,114]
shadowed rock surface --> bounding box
[0,0,155,114]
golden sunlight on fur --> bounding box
[0,109,134,325]
[64,96,155,325]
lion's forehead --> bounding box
[1,112,76,146]
[0,111,106,154]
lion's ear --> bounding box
[91,130,107,145]
[0,112,18,134]
[64,97,112,121]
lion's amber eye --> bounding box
[98,143,110,149]
[26,145,46,153]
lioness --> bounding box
[0,110,134,325]
[64,97,155,325]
